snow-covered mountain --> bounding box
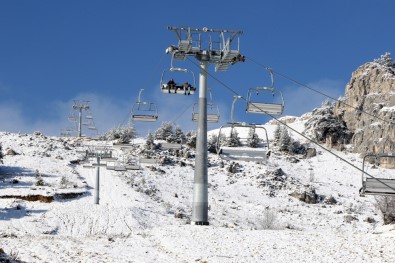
[1,114,394,263]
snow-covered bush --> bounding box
[100,125,136,144]
[145,131,156,150]
[155,122,174,141]
[375,196,395,224]
[174,126,186,144]
[257,207,278,230]
[185,131,196,148]
[35,170,45,186]
[207,134,218,154]
[225,129,241,147]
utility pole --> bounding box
[166,26,244,225]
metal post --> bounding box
[78,109,82,137]
[94,156,100,204]
[191,60,209,225]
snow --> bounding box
[1,118,395,262]
[381,106,395,112]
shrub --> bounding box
[375,196,395,224]
[101,125,136,144]
[257,207,278,230]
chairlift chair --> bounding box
[68,113,77,122]
[360,152,395,196]
[216,122,270,162]
[131,89,159,122]
[216,95,270,162]
[160,53,196,95]
[246,68,285,115]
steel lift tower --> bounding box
[166,26,244,225]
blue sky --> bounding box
[0,0,394,137]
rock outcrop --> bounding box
[334,53,395,155]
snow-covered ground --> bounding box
[1,117,394,263]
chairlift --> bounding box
[216,122,270,162]
[131,89,158,122]
[160,53,196,95]
[216,95,270,162]
[246,68,285,115]
[68,113,77,122]
[85,112,93,119]
[360,152,395,196]
[192,89,220,123]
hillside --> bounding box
[1,116,394,262]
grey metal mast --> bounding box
[166,26,244,225]
[72,100,91,137]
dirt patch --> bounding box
[0,192,85,203]
[0,195,54,203]
[55,192,85,200]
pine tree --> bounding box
[273,124,282,145]
[145,131,155,150]
[174,126,186,144]
[247,127,261,148]
[155,122,174,141]
[279,127,292,152]
[226,128,241,147]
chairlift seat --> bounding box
[114,166,127,171]
[218,146,270,162]
[139,158,158,164]
[161,143,182,150]
[161,84,177,94]
[125,165,140,170]
[192,113,220,123]
[132,114,158,122]
[361,178,395,196]
[247,102,284,115]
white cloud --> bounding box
[282,78,345,117]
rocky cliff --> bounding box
[334,53,395,156]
